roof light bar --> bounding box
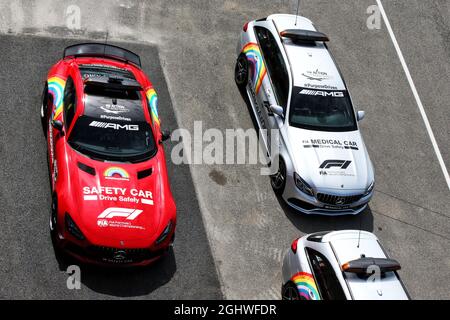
[280,29,329,42]
[342,257,401,274]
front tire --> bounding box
[270,157,286,196]
[50,194,57,237]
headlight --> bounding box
[65,213,85,240]
[155,220,173,244]
[294,173,314,196]
[364,181,375,196]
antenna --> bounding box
[357,214,362,248]
[294,0,300,26]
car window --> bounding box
[63,76,77,129]
[289,87,357,132]
[254,26,289,110]
[306,247,346,300]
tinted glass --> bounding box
[69,116,156,162]
[306,248,347,300]
[255,26,289,109]
[64,77,76,128]
[289,87,357,131]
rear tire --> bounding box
[41,84,49,138]
[235,53,249,89]
[282,282,301,300]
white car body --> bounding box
[281,230,410,300]
[235,14,375,215]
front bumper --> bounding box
[282,176,373,216]
[54,232,174,267]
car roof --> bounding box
[268,14,346,90]
[75,63,147,121]
[322,230,409,300]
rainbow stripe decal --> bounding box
[48,76,66,120]
[146,88,160,126]
[291,272,320,300]
[242,43,266,94]
[104,167,130,181]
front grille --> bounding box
[85,246,165,264]
[316,193,363,206]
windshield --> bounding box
[69,116,156,162]
[289,87,357,132]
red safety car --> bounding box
[41,43,176,266]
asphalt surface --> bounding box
[0,36,222,299]
[0,0,449,300]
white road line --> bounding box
[377,0,450,191]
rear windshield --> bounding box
[289,87,357,132]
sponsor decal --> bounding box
[302,139,359,151]
[48,76,66,120]
[318,159,354,177]
[100,114,132,122]
[300,89,344,97]
[291,272,320,300]
[243,43,267,94]
[302,69,331,82]
[112,250,127,261]
[98,207,143,220]
[100,104,129,114]
[104,167,130,181]
[146,88,160,126]
[97,207,145,230]
[89,121,139,131]
[319,160,352,169]
[83,186,154,206]
[303,83,339,90]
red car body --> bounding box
[42,44,176,266]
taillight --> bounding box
[291,238,299,254]
[243,22,249,32]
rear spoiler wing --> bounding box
[63,43,141,67]
[280,29,329,42]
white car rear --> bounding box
[281,230,410,300]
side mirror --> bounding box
[357,110,365,121]
[269,105,284,118]
[161,130,171,143]
[52,120,64,136]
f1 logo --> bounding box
[98,208,143,220]
[319,160,352,169]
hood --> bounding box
[66,150,163,243]
[287,126,374,191]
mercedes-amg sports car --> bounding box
[41,43,176,266]
[235,14,375,215]
[281,230,410,300]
